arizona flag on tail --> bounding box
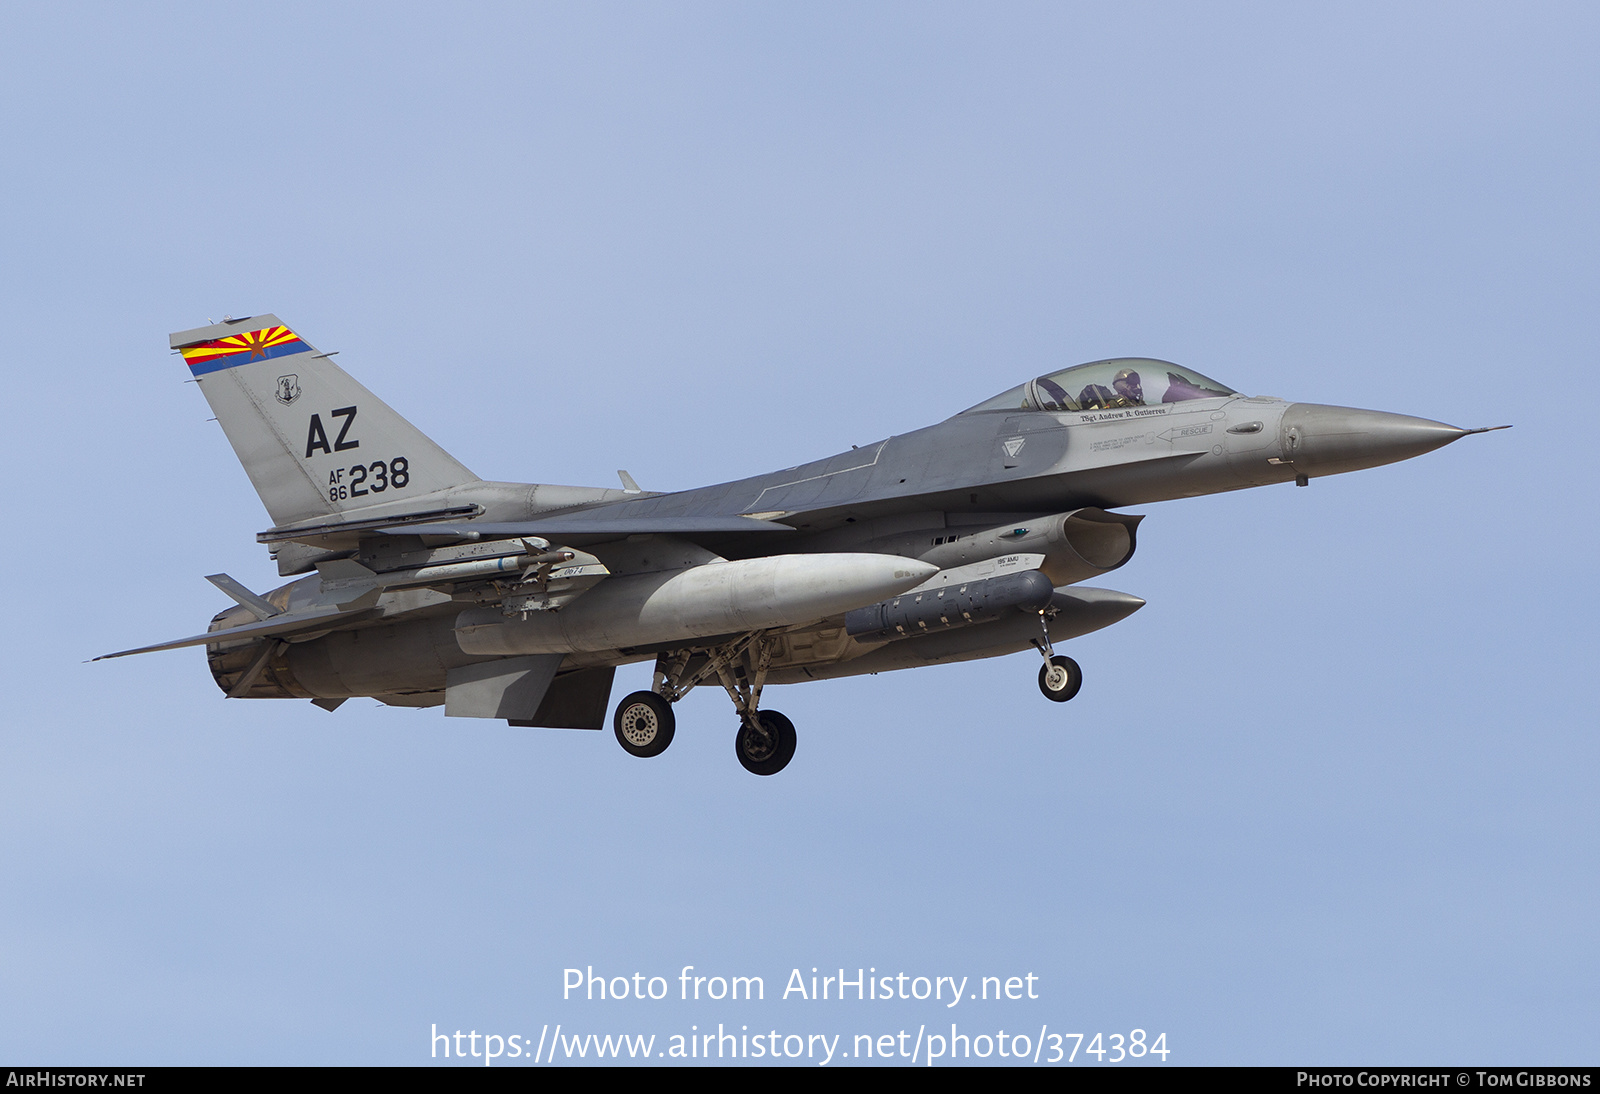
[179,324,312,375]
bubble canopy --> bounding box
[962,358,1237,415]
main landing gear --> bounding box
[613,690,675,757]
[610,630,798,776]
[1032,610,1083,703]
[735,710,797,777]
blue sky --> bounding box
[1,2,1595,1065]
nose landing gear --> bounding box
[1032,609,1083,703]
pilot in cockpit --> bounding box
[1112,368,1144,406]
[1078,367,1146,410]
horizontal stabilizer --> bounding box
[257,504,483,545]
[95,604,368,660]
[393,515,797,541]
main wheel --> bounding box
[735,710,797,776]
[613,691,676,757]
[1037,655,1083,702]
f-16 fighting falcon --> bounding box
[99,316,1503,775]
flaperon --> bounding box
[100,315,1503,775]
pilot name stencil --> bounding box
[1077,406,1169,424]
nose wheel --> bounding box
[1037,655,1082,702]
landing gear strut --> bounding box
[649,631,799,776]
[1032,610,1083,703]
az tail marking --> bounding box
[305,406,360,458]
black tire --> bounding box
[1037,655,1083,703]
[735,710,797,776]
[613,691,676,757]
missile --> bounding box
[455,554,938,656]
[316,546,582,597]
[381,549,577,586]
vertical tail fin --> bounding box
[172,315,479,528]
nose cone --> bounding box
[1281,404,1469,477]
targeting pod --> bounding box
[845,569,1056,640]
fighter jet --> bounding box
[99,316,1502,775]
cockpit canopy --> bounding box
[962,358,1236,415]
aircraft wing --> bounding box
[95,605,370,660]
[391,515,797,541]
